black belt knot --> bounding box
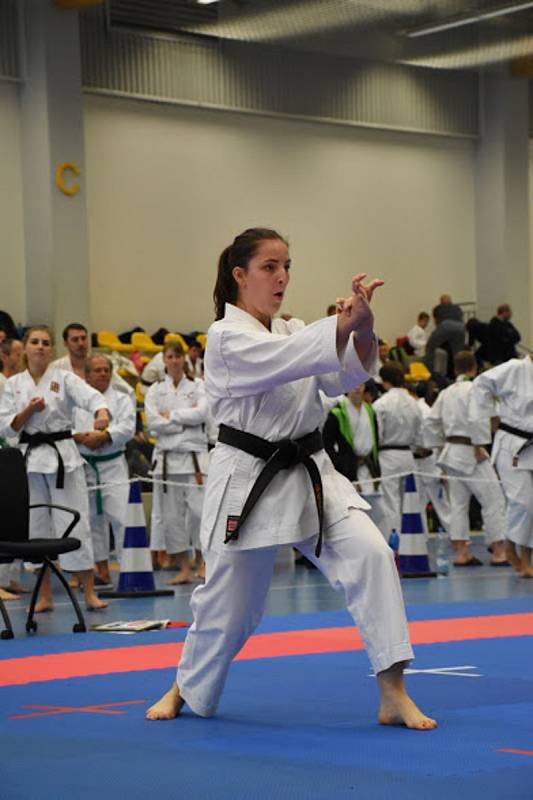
[19,430,73,489]
[218,424,325,557]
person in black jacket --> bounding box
[486,304,521,365]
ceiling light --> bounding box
[406,1,533,38]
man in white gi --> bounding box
[74,355,136,586]
[469,355,533,577]
[424,351,508,566]
[52,323,134,397]
[373,362,425,538]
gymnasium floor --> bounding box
[1,536,532,799]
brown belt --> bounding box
[446,436,472,445]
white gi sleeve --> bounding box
[423,395,445,448]
[317,334,377,397]
[144,384,183,434]
[107,394,136,448]
[64,372,108,418]
[0,379,18,437]
[142,353,165,385]
[469,364,507,421]
[170,381,207,427]
[208,315,369,399]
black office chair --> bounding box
[0,447,87,638]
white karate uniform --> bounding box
[51,355,134,397]
[416,398,451,532]
[343,399,384,530]
[176,304,414,717]
[372,388,424,537]
[74,386,136,563]
[145,375,208,554]
[0,368,107,571]
[424,377,505,544]
[469,358,533,548]
[407,324,429,358]
[141,352,165,386]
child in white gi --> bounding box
[146,227,435,731]
[145,342,208,584]
[0,326,110,611]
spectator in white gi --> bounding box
[52,322,134,397]
[408,381,451,533]
[185,341,204,379]
[147,226,435,730]
[0,338,26,599]
[469,355,533,577]
[407,312,430,358]
[0,326,110,611]
[424,351,508,567]
[145,341,208,584]
[74,355,136,586]
[373,362,425,539]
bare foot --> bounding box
[34,599,54,613]
[85,593,108,610]
[196,565,206,580]
[378,692,437,731]
[167,571,192,586]
[7,581,30,594]
[0,588,19,601]
[146,683,184,720]
[518,567,533,579]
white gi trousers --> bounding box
[150,474,204,554]
[416,454,451,532]
[83,457,129,563]
[28,468,95,571]
[446,459,506,544]
[177,509,414,718]
[495,453,533,548]
[378,450,421,538]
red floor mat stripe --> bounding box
[0,612,532,687]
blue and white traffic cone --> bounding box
[99,481,174,598]
[398,474,436,578]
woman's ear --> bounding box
[232,266,246,288]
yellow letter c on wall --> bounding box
[55,162,81,196]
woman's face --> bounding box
[233,239,291,325]
[25,330,53,370]
[163,348,185,380]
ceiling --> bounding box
[107,0,533,70]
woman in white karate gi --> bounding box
[145,342,208,584]
[147,228,435,730]
[0,326,109,611]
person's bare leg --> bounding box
[452,540,471,564]
[7,580,30,594]
[377,661,437,730]
[34,568,54,613]
[95,560,112,584]
[146,682,185,720]
[490,540,508,564]
[167,552,193,585]
[195,551,205,580]
[518,546,533,578]
[506,541,521,572]
[81,570,108,609]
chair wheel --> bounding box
[1,630,14,640]
[26,620,37,633]
[73,623,86,633]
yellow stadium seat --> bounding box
[164,333,189,352]
[406,361,431,382]
[196,333,207,350]
[131,332,164,354]
[96,330,135,353]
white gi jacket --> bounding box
[373,388,423,448]
[424,377,490,476]
[407,324,428,358]
[0,367,107,474]
[469,357,533,470]
[145,374,208,475]
[201,303,375,553]
[74,385,136,457]
[51,355,134,397]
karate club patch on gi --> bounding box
[49,381,60,393]
[225,515,240,540]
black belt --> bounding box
[446,436,472,445]
[218,424,325,557]
[19,430,73,489]
[498,422,533,465]
[378,445,410,451]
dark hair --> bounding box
[418,312,430,322]
[163,340,194,381]
[213,227,288,320]
[379,362,405,387]
[62,323,88,341]
[497,303,511,315]
[454,350,476,375]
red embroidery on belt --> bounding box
[226,516,240,535]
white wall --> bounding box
[84,95,476,341]
[0,82,26,327]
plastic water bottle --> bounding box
[435,526,449,577]
[388,529,400,574]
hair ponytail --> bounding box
[213,228,287,321]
